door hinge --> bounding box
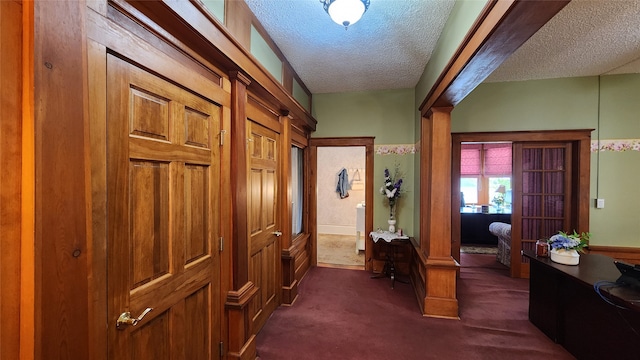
[219,237,224,252]
[219,342,224,357]
[219,130,227,146]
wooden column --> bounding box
[225,71,258,360]
[279,113,299,304]
[420,107,459,319]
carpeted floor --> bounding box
[317,233,364,267]
[255,253,574,360]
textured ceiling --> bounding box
[245,0,640,94]
[487,0,640,82]
[244,0,455,94]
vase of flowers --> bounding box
[380,167,402,232]
[492,193,505,211]
[547,231,590,265]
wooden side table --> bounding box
[369,231,410,288]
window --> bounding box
[460,177,478,205]
[460,143,512,206]
[291,146,304,235]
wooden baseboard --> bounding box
[227,334,256,360]
[281,279,298,305]
[423,296,460,320]
[587,246,640,265]
[410,241,426,314]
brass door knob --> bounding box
[116,308,153,330]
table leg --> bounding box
[371,242,408,288]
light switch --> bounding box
[596,198,605,209]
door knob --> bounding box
[272,231,282,237]
[116,307,153,330]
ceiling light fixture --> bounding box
[321,0,370,29]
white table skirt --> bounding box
[369,231,409,243]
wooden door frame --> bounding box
[1,2,27,358]
[452,129,592,277]
[87,33,233,360]
[309,137,375,272]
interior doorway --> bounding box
[452,130,592,278]
[316,146,366,269]
[459,142,513,264]
[309,137,375,272]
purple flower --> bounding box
[547,231,589,252]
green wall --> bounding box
[451,77,599,132]
[590,74,640,247]
[312,89,416,235]
[452,74,640,247]
[412,0,488,243]
[414,0,488,113]
[312,88,415,143]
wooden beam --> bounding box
[420,0,570,113]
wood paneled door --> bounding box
[511,142,573,278]
[106,54,222,359]
[247,120,281,333]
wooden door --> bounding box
[247,120,281,333]
[106,54,222,359]
[511,142,572,278]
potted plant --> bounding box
[547,231,590,265]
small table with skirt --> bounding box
[369,231,410,288]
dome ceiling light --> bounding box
[321,0,370,29]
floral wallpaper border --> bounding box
[591,139,640,152]
[375,144,416,155]
[375,140,640,155]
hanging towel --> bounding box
[336,168,349,199]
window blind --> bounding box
[461,143,511,175]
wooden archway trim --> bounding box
[416,1,570,318]
[420,0,570,114]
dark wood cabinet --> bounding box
[524,251,640,360]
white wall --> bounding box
[317,147,366,235]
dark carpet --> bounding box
[255,254,574,360]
